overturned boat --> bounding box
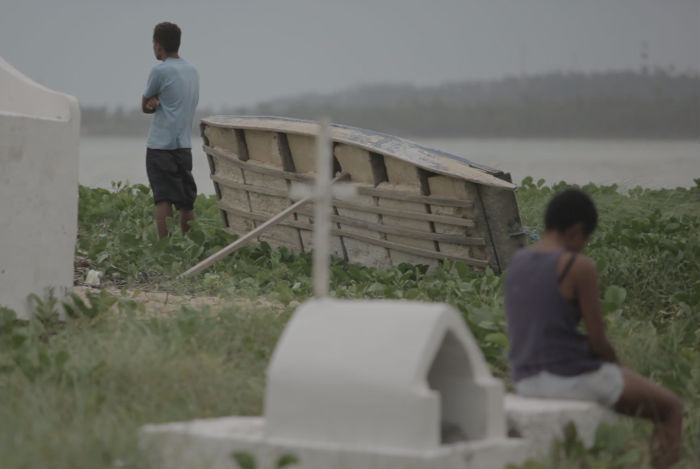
[200,116,525,273]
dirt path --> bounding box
[72,286,292,316]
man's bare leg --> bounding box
[155,201,174,239]
[614,367,684,468]
[180,209,195,235]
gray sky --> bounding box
[1,0,698,109]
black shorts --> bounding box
[146,148,197,210]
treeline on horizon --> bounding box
[82,70,700,139]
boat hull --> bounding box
[200,116,525,273]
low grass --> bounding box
[0,301,290,468]
[0,178,697,468]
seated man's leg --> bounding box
[614,367,684,468]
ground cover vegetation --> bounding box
[0,178,697,468]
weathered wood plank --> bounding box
[378,156,437,266]
[205,145,311,182]
[219,203,484,246]
[218,202,488,268]
[333,199,476,228]
[428,175,488,262]
[293,206,485,246]
[237,131,302,251]
[207,146,476,208]
[210,174,480,231]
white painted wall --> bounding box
[264,299,506,450]
[0,57,80,319]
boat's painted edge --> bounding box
[201,115,516,190]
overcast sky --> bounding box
[1,0,698,109]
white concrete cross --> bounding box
[291,118,356,298]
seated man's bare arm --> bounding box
[574,256,619,363]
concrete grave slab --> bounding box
[0,57,79,319]
[504,394,616,459]
[141,299,529,469]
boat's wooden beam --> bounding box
[331,199,476,228]
[212,174,288,198]
[205,145,312,182]
[217,212,489,268]
[211,174,479,230]
[293,206,485,246]
[218,201,487,249]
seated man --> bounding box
[504,188,683,468]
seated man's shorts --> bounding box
[146,148,197,210]
[515,362,624,407]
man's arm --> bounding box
[142,96,159,114]
[575,256,620,363]
[142,67,161,114]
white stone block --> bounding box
[504,394,616,459]
[0,57,79,319]
[265,299,506,449]
[141,416,528,469]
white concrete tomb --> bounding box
[141,299,529,468]
[0,57,80,319]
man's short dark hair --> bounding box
[544,188,598,236]
[153,22,181,53]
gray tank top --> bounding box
[504,248,602,382]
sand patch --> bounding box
[71,286,291,317]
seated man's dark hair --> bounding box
[153,22,181,53]
[544,188,598,236]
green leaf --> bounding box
[231,451,256,469]
[54,350,70,370]
[603,285,627,313]
[276,454,299,468]
[484,332,508,347]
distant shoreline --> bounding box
[80,131,700,142]
[81,70,700,140]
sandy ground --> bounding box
[73,253,294,316]
[71,285,294,316]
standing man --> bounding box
[142,22,199,239]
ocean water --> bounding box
[79,136,699,195]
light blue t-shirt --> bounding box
[143,57,199,149]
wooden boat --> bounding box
[200,116,526,273]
